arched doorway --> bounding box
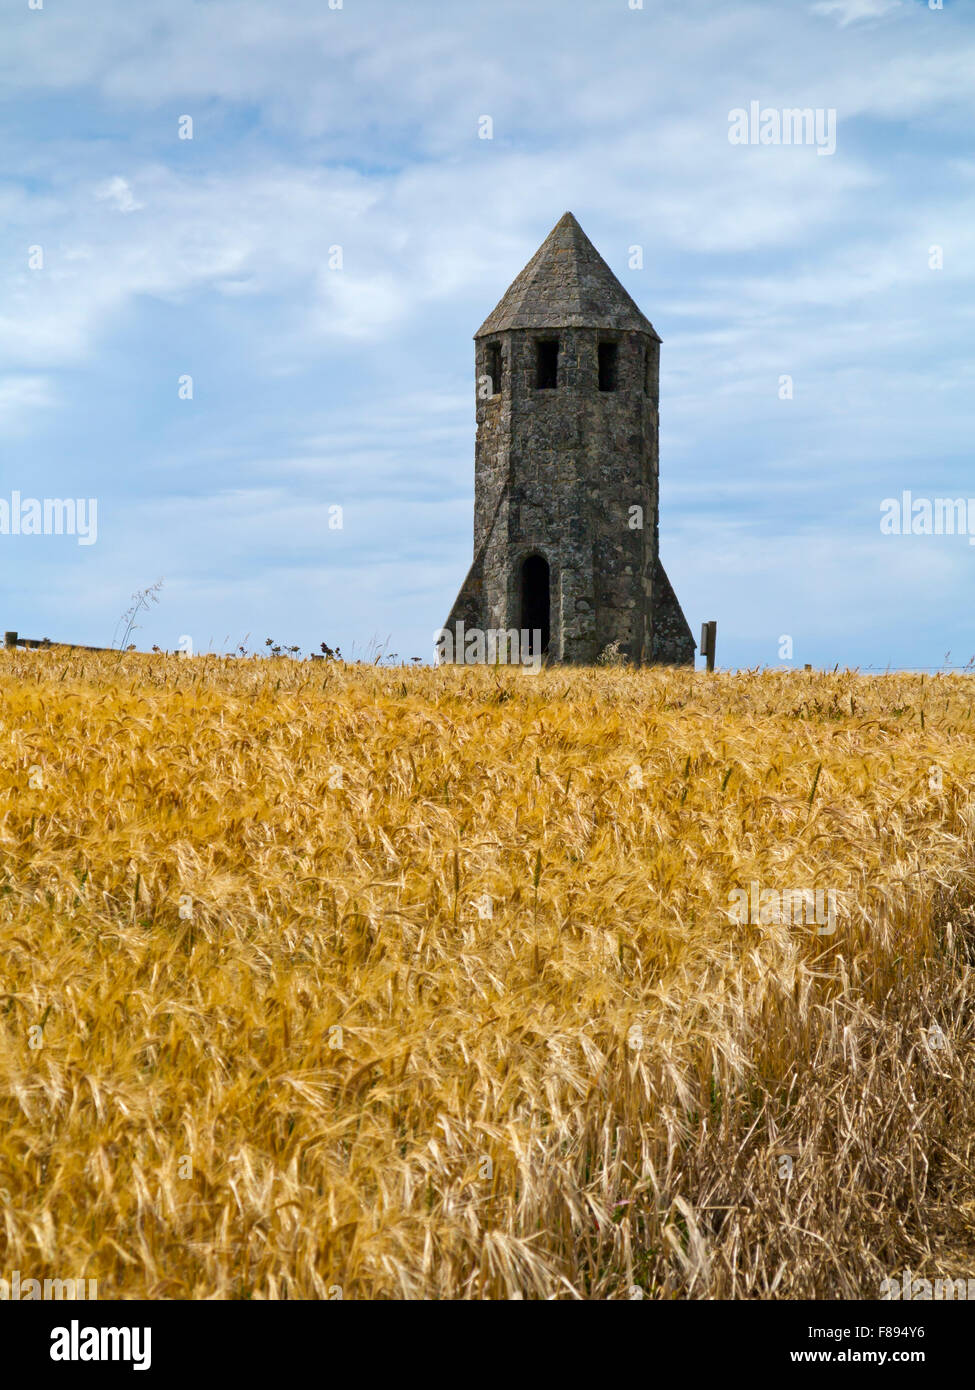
[520,554,550,659]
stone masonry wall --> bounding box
[473,326,660,663]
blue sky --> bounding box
[2,0,973,668]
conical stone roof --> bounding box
[475,212,659,340]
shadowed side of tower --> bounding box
[444,212,694,666]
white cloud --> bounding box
[94,177,144,214]
[0,375,56,432]
[810,0,904,25]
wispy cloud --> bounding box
[810,0,904,26]
[0,374,56,432]
[94,177,144,214]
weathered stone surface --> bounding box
[444,212,695,667]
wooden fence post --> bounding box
[700,621,717,673]
[4,632,17,649]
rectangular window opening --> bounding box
[535,339,559,390]
[644,346,653,395]
[486,342,502,396]
[598,342,619,392]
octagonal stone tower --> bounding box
[444,211,694,665]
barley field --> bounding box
[1,652,973,1299]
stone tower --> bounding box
[443,212,694,666]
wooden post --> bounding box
[4,632,17,649]
[700,620,717,673]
